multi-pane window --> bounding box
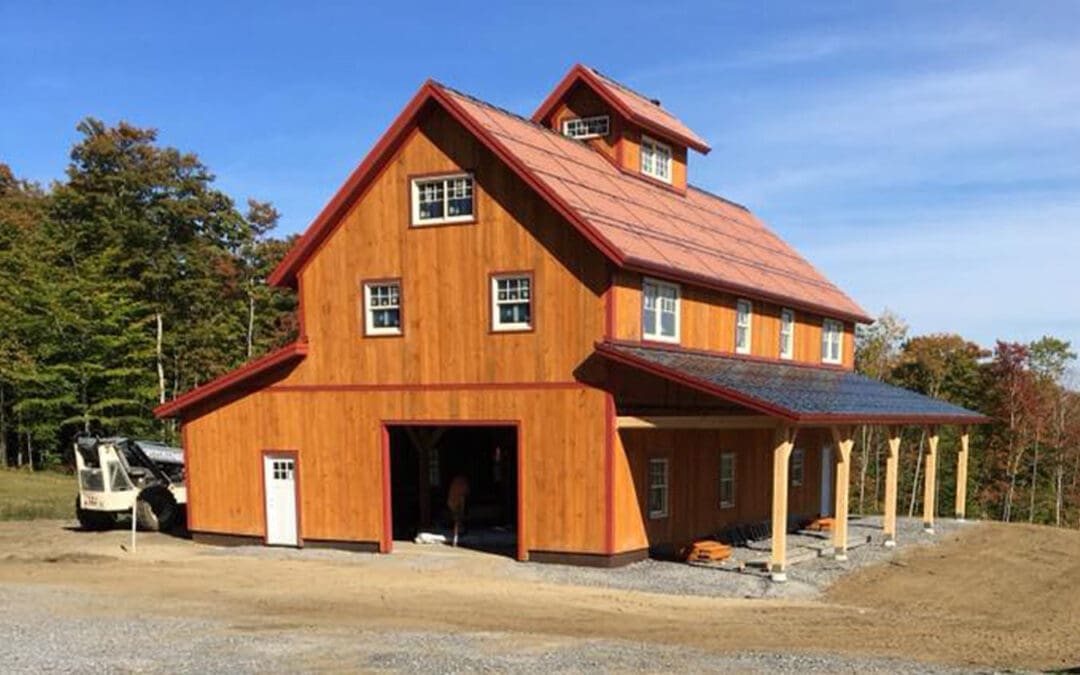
[491,274,532,331]
[271,459,294,481]
[648,458,669,519]
[822,318,844,364]
[735,299,753,354]
[411,174,474,225]
[790,448,804,487]
[640,135,673,183]
[719,451,736,508]
[562,115,610,139]
[363,281,402,336]
[642,278,680,342]
[779,308,795,360]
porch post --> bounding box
[769,426,795,582]
[923,426,939,533]
[955,427,969,520]
[883,426,901,547]
[830,426,854,560]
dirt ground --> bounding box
[1,519,1078,672]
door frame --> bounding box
[380,420,524,561]
[261,449,302,547]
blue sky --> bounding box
[2,1,1078,351]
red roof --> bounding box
[533,64,711,154]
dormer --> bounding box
[533,64,711,192]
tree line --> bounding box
[2,119,1078,528]
[0,119,296,467]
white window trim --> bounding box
[779,308,795,360]
[648,457,669,519]
[640,134,673,184]
[642,277,681,343]
[410,173,475,226]
[791,448,805,487]
[822,318,844,365]
[719,451,736,509]
[490,273,533,332]
[735,299,753,355]
[561,115,610,139]
[363,281,402,336]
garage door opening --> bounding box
[386,424,519,558]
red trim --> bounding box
[380,420,526,561]
[532,64,712,154]
[406,170,479,228]
[595,341,992,425]
[488,270,536,334]
[260,449,303,548]
[361,277,404,338]
[607,337,851,372]
[266,381,586,393]
[154,341,309,419]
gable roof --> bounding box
[532,64,712,154]
[268,79,869,323]
[597,341,990,424]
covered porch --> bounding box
[596,341,990,581]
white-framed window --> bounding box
[562,115,610,139]
[822,318,844,364]
[735,299,753,354]
[719,451,736,508]
[648,457,669,519]
[491,274,532,332]
[790,448,805,487]
[640,135,673,183]
[363,281,402,336]
[411,173,474,225]
[642,278,680,342]
[779,308,795,360]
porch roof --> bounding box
[595,341,990,425]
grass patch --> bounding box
[0,469,76,520]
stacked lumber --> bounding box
[805,517,835,532]
[684,540,732,563]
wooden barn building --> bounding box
[156,64,986,577]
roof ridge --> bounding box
[586,66,665,109]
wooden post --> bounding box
[830,426,854,560]
[883,426,901,547]
[769,426,795,582]
[955,427,969,520]
[923,426,939,533]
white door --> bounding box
[820,445,833,516]
[264,455,298,546]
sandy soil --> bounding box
[0,519,1077,671]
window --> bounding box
[363,281,402,336]
[271,459,294,481]
[642,278,680,342]
[719,451,736,508]
[779,308,795,360]
[790,448,804,487]
[648,458,669,519]
[822,318,844,364]
[411,174,474,225]
[491,274,532,331]
[640,135,672,183]
[562,115,610,139]
[735,299,753,354]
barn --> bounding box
[155,65,986,576]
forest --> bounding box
[1,119,1077,528]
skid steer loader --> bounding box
[74,436,187,532]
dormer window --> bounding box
[562,115,609,140]
[411,173,474,226]
[735,299,752,354]
[822,318,844,364]
[640,135,672,183]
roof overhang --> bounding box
[153,340,308,419]
[595,341,991,426]
[531,64,712,154]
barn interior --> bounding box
[387,425,518,556]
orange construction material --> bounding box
[805,517,835,532]
[685,540,732,563]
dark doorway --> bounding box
[387,424,518,557]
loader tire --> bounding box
[136,487,180,532]
[75,496,114,531]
